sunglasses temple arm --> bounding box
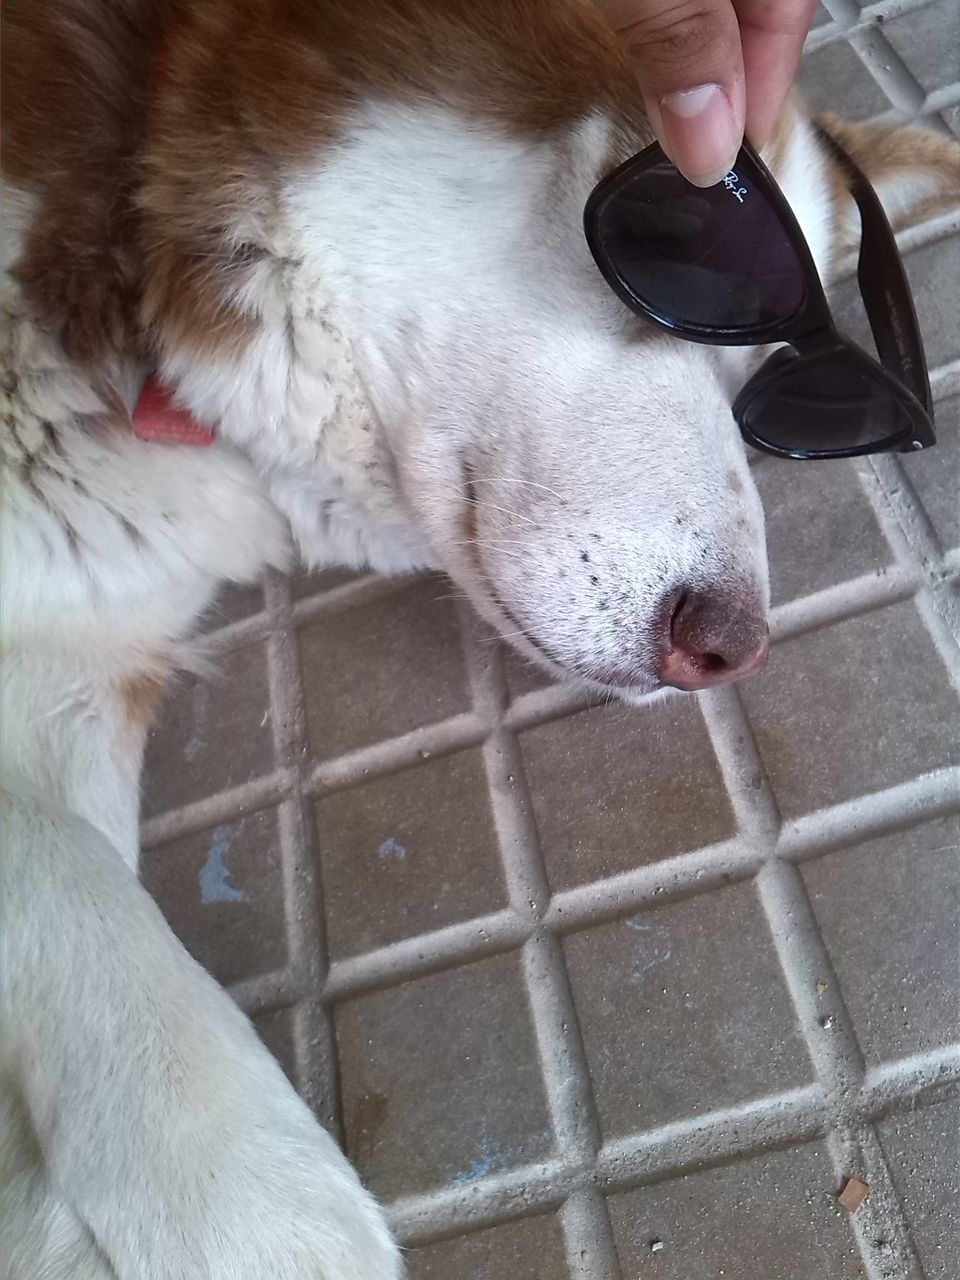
[856,214,934,416]
[817,126,934,415]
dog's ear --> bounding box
[817,113,960,241]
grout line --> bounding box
[768,562,921,644]
[140,768,295,848]
[915,582,960,695]
[858,452,960,692]
[560,1188,622,1280]
[777,767,960,860]
[697,684,780,844]
[387,1048,958,1246]
[893,205,960,255]
[849,24,927,117]
[930,356,960,400]
[388,1156,583,1246]
[863,454,944,578]
[228,966,302,1016]
[307,711,487,794]
[755,857,931,1274]
[596,1084,828,1192]
[521,932,603,1163]
[322,909,531,1002]
[805,0,859,53]
[504,680,600,732]
[756,862,867,1109]
[545,836,759,932]
[156,780,957,1017]
[862,1045,960,1117]
[805,0,935,52]
[262,571,343,1132]
[880,77,960,121]
[196,607,274,654]
[290,572,406,625]
[695,644,929,1273]
[860,0,938,19]
[461,609,552,919]
[459,602,619,1274]
[831,208,960,284]
[826,1124,925,1279]
[875,80,960,124]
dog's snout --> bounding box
[660,589,769,691]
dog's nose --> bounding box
[660,589,769,691]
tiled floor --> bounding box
[141,3,960,1277]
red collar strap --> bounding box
[132,376,217,446]
[130,43,214,444]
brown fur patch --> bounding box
[817,111,960,232]
[5,1,647,367]
[2,0,165,365]
[119,670,166,735]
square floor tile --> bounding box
[336,952,553,1200]
[253,1004,298,1087]
[741,601,960,818]
[316,750,507,960]
[757,459,893,606]
[142,807,287,986]
[878,1097,960,1279]
[405,1214,566,1280]
[299,575,469,758]
[608,1142,867,1280]
[902,391,960,556]
[291,565,365,599]
[503,639,560,699]
[881,1,960,95]
[521,699,735,891]
[199,581,264,631]
[564,880,812,1140]
[142,641,274,818]
[798,41,892,119]
[802,814,960,1064]
[832,234,960,376]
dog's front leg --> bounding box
[0,788,402,1280]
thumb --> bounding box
[601,0,745,186]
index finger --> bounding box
[733,0,820,144]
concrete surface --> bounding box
[141,3,960,1276]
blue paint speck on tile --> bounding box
[451,1127,551,1185]
[200,824,246,904]
[452,1138,519,1184]
[378,836,408,860]
[184,682,210,763]
[626,914,672,983]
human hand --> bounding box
[599,0,819,186]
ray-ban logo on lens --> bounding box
[723,172,748,203]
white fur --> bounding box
[166,108,845,694]
[4,55,950,1277]
[1,284,401,1277]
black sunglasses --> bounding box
[583,128,936,460]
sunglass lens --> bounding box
[593,154,806,331]
[738,348,915,456]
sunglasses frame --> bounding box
[583,128,936,460]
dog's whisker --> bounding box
[466,475,564,502]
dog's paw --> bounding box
[141,1051,403,1280]
[197,1120,403,1280]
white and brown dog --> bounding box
[1,2,957,1276]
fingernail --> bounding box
[659,83,742,187]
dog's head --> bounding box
[6,1,958,699]
[279,108,775,700]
